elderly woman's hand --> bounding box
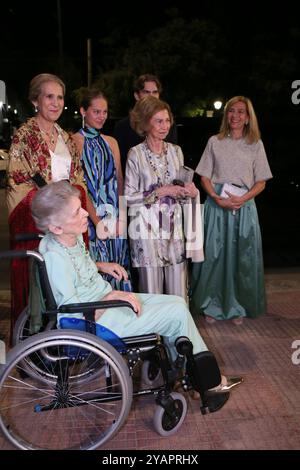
[183,182,198,198]
[96,262,128,281]
[98,290,142,318]
[156,184,187,199]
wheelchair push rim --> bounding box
[0,330,133,450]
[12,309,105,386]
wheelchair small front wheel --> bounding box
[141,359,162,387]
[153,392,187,437]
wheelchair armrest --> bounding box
[0,250,45,263]
[0,250,29,259]
[59,299,135,314]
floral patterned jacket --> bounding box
[7,117,85,214]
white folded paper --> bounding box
[220,183,248,198]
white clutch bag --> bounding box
[220,183,248,198]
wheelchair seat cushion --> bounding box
[59,317,127,353]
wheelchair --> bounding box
[0,246,229,450]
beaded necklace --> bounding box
[54,236,94,284]
[144,139,170,185]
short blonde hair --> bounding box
[130,96,173,137]
[29,73,66,103]
[218,96,261,144]
[31,181,79,233]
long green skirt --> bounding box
[190,187,266,320]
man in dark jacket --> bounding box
[114,74,177,175]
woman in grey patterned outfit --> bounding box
[125,96,200,300]
[190,96,272,325]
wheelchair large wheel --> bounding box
[12,311,101,386]
[0,330,132,450]
[13,308,56,345]
[12,308,30,345]
[153,392,187,437]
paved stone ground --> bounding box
[0,273,300,451]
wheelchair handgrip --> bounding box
[59,300,135,313]
[0,250,29,259]
[14,233,42,242]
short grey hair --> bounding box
[31,181,80,233]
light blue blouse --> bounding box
[39,234,112,307]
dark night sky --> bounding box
[1,1,172,97]
[1,0,299,116]
[1,2,297,76]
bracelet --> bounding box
[145,190,159,204]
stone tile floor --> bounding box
[0,270,300,451]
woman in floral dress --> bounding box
[7,73,87,327]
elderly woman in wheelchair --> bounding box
[0,181,242,450]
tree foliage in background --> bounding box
[3,4,300,122]
[89,11,228,116]
[83,8,300,119]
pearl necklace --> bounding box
[54,237,95,285]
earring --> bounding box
[82,114,85,128]
[245,121,249,125]
[34,106,38,113]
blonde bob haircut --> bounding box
[218,96,261,144]
[130,96,173,137]
[29,73,66,103]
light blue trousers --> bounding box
[97,293,208,360]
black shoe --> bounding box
[201,391,230,415]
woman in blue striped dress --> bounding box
[73,89,131,290]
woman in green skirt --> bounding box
[190,96,272,325]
